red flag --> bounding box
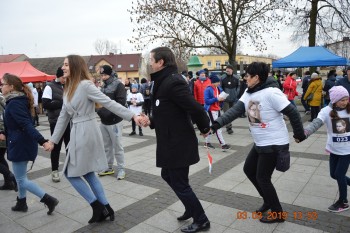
[207,150,213,174]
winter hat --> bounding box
[210,74,220,83]
[131,83,139,90]
[198,70,205,75]
[311,72,318,79]
[56,67,64,78]
[329,86,349,104]
[100,65,112,75]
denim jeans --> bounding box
[329,153,350,201]
[301,93,310,111]
[65,171,108,205]
[12,161,45,199]
[289,100,296,107]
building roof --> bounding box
[27,56,91,75]
[87,53,141,72]
[0,54,28,63]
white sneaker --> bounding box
[117,170,126,180]
[51,170,60,183]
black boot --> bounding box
[88,200,108,224]
[98,204,115,222]
[40,193,59,215]
[11,197,28,212]
[0,173,17,192]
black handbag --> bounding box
[275,150,290,172]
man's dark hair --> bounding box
[246,62,269,83]
[304,71,311,76]
[150,47,177,67]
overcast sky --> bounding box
[0,0,300,58]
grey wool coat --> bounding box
[51,80,134,177]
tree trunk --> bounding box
[309,0,318,72]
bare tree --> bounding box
[289,0,350,47]
[128,0,287,72]
[94,39,118,55]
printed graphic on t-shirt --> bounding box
[331,118,350,145]
[248,101,263,126]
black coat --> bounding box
[150,66,210,169]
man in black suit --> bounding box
[142,47,211,233]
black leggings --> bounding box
[243,146,282,212]
[0,147,11,179]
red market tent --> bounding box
[0,61,55,83]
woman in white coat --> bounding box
[47,55,143,224]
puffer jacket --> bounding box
[304,78,323,107]
[283,76,298,100]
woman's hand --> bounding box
[43,141,54,152]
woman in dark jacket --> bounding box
[0,73,58,214]
[0,92,17,191]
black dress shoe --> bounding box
[259,215,285,224]
[181,220,210,232]
[177,212,192,221]
[255,203,270,213]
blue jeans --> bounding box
[65,171,108,205]
[12,161,45,199]
[329,153,350,201]
[289,100,296,106]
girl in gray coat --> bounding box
[47,55,142,223]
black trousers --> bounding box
[50,122,70,171]
[161,167,208,223]
[243,146,283,212]
[0,147,11,180]
[143,99,152,116]
[131,119,142,132]
[310,106,320,121]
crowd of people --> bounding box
[0,47,349,233]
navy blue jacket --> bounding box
[4,95,46,162]
[336,76,350,95]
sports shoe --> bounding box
[51,170,60,183]
[328,200,349,213]
[221,144,231,152]
[98,168,115,176]
[129,131,136,136]
[117,170,126,180]
[204,143,215,149]
[305,111,311,115]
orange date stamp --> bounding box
[236,211,318,221]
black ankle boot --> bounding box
[98,204,115,222]
[88,200,108,224]
[40,193,59,215]
[11,197,28,212]
[0,173,17,192]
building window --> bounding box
[117,64,122,68]
[207,61,212,67]
[130,64,134,68]
[216,61,220,69]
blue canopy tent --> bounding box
[272,46,350,68]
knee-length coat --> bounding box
[51,80,134,177]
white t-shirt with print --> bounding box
[317,106,350,155]
[127,92,144,115]
[240,87,290,146]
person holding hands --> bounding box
[46,55,144,223]
[0,73,58,215]
[296,86,350,213]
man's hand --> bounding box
[140,113,151,127]
[0,134,6,141]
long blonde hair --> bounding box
[2,73,35,116]
[64,55,90,101]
